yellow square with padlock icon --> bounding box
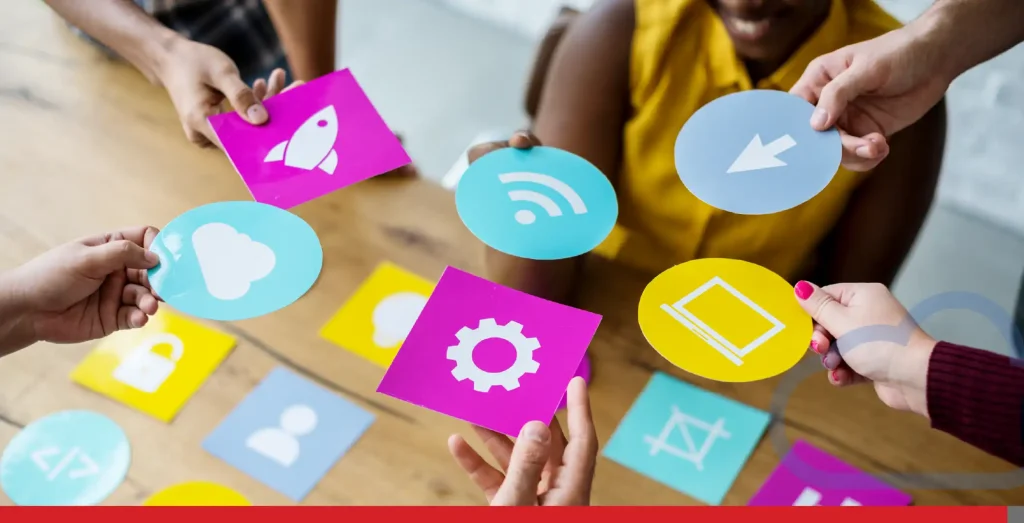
[70,307,236,422]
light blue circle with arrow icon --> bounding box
[456,146,618,260]
[1,410,131,505]
[675,90,842,215]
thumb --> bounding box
[794,280,852,339]
[811,66,867,131]
[492,422,551,506]
[210,69,268,125]
[83,240,160,276]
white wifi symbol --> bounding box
[500,172,589,225]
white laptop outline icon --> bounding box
[660,276,785,366]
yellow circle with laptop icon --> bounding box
[638,258,811,382]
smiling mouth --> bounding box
[724,16,772,39]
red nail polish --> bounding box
[794,281,813,300]
[829,370,839,383]
[810,340,820,353]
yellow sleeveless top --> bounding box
[595,0,901,280]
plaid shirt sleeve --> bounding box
[71,0,289,86]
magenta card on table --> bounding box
[376,267,601,437]
[748,440,911,506]
[208,69,411,209]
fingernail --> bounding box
[794,281,813,300]
[522,422,549,443]
[822,352,840,370]
[247,104,268,122]
[810,108,828,129]
[829,370,840,383]
[855,146,873,158]
[145,251,160,265]
[810,340,821,354]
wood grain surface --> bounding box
[0,1,1022,506]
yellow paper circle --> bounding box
[639,258,811,382]
[143,481,251,506]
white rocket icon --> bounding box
[263,105,339,175]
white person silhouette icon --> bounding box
[245,404,318,467]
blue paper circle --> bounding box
[674,90,842,215]
[455,146,618,260]
[1,410,131,506]
[148,201,323,321]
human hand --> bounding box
[467,130,541,164]
[793,281,936,416]
[156,37,277,148]
[447,377,597,506]
[789,25,952,172]
[0,227,161,352]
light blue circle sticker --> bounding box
[1,410,131,506]
[456,146,618,260]
[148,201,323,321]
[675,90,842,215]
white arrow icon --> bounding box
[726,134,797,174]
[31,446,100,481]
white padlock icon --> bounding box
[112,333,184,393]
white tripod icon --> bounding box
[643,405,731,471]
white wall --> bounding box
[437,0,1024,237]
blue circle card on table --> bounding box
[1,410,131,506]
[455,146,618,260]
[674,90,841,215]
[148,201,323,321]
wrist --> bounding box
[887,334,937,418]
[0,270,37,356]
[145,27,187,85]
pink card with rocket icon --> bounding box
[209,69,411,209]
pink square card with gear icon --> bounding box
[208,69,411,209]
[377,266,602,437]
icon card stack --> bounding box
[377,266,601,437]
[320,261,434,367]
[203,367,375,502]
[71,308,236,422]
[209,69,411,209]
[603,372,770,505]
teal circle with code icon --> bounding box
[455,146,618,260]
[1,410,131,506]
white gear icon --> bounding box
[447,318,541,392]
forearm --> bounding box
[263,0,338,81]
[483,249,580,305]
[895,339,1024,466]
[916,0,1024,82]
[43,0,181,83]
[0,271,36,358]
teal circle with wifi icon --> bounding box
[456,146,618,260]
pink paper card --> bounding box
[209,69,411,209]
[376,266,601,436]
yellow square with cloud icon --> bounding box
[320,261,434,367]
[70,308,235,422]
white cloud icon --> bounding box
[192,222,276,301]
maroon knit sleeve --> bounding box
[927,341,1024,465]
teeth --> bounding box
[731,18,767,36]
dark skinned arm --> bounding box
[481,0,634,303]
[810,99,947,285]
[262,0,338,81]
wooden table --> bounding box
[1,1,1023,507]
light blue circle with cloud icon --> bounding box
[148,201,323,321]
[456,146,618,260]
[675,89,842,215]
[1,410,131,506]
